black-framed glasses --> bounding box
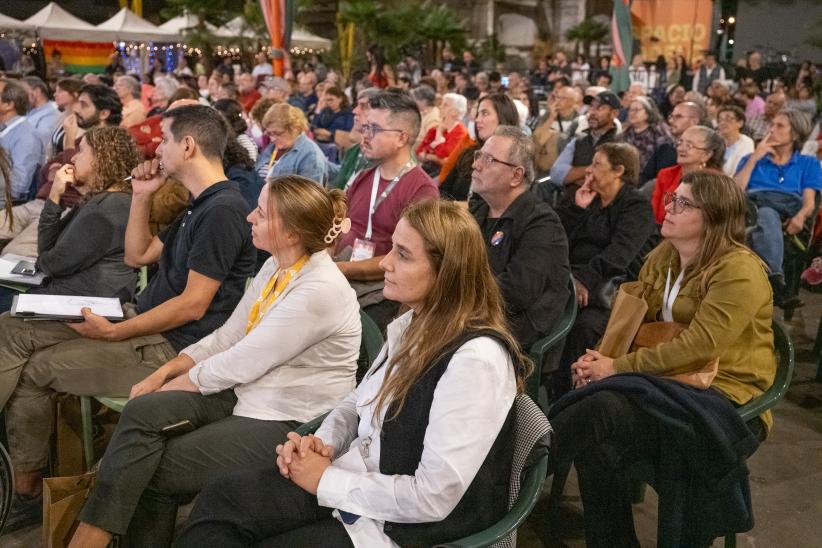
[473,150,520,169]
[361,123,404,138]
[663,192,701,214]
[674,138,709,152]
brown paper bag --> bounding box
[42,472,96,548]
[598,282,719,389]
[597,281,648,358]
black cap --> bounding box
[590,90,621,110]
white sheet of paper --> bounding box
[0,254,46,286]
[13,294,124,319]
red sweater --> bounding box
[651,164,683,224]
[416,123,468,160]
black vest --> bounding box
[377,329,517,547]
[571,126,619,168]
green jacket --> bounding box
[613,246,777,430]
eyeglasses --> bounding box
[473,150,520,169]
[675,139,709,152]
[361,123,404,138]
[668,113,693,121]
[663,192,701,214]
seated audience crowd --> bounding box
[0,44,818,544]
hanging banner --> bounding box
[631,0,713,63]
[43,39,112,74]
[260,0,294,76]
[611,0,633,93]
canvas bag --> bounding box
[42,472,96,548]
[597,281,718,389]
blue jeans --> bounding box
[748,191,803,277]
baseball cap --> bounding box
[260,76,290,92]
[589,90,621,110]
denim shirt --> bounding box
[0,116,43,202]
[265,133,328,186]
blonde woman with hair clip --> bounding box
[178,200,533,548]
[69,175,361,548]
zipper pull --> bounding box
[361,436,371,458]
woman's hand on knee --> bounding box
[129,370,166,400]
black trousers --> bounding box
[79,390,297,547]
[554,306,610,396]
[549,390,659,548]
[175,467,353,548]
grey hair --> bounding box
[631,96,663,125]
[494,125,535,185]
[442,92,468,118]
[116,75,141,99]
[680,100,710,126]
[776,108,813,151]
[357,87,381,101]
[411,85,436,107]
[153,76,180,100]
[688,125,726,169]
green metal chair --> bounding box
[526,276,578,403]
[79,310,384,470]
[296,395,552,548]
[547,319,795,547]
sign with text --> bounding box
[632,0,713,63]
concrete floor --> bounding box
[3,292,822,547]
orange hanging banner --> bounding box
[631,0,713,63]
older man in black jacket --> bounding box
[469,125,571,350]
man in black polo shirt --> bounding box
[2,105,255,501]
[549,90,620,188]
[470,125,570,351]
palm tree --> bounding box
[565,17,609,57]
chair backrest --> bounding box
[526,276,578,399]
[736,319,795,423]
[438,394,552,548]
[357,310,384,382]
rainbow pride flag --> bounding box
[44,39,113,74]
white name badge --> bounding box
[351,238,376,262]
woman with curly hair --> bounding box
[0,125,141,313]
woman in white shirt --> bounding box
[717,104,755,177]
[69,175,362,548]
[177,200,532,547]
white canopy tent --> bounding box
[97,8,181,43]
[158,12,200,34]
[291,27,331,51]
[0,13,34,32]
[24,2,112,41]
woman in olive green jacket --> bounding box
[548,170,776,547]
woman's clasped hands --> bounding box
[571,349,616,389]
[276,432,335,495]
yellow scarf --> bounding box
[245,255,309,333]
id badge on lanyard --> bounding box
[351,163,410,262]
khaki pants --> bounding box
[0,198,45,257]
[0,311,177,470]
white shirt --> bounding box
[724,134,755,176]
[252,63,273,77]
[186,252,361,422]
[315,311,516,547]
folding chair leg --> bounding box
[724,533,736,548]
[79,396,95,471]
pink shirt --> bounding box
[338,165,438,256]
[746,95,765,119]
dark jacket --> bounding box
[311,107,354,141]
[549,373,759,546]
[472,190,571,348]
[34,192,136,301]
[440,143,480,201]
[571,125,619,167]
[556,184,657,303]
[640,141,677,184]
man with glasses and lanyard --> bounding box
[334,91,438,329]
[469,125,570,356]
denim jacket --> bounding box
[265,133,328,186]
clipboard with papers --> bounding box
[10,294,125,322]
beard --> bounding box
[76,111,101,130]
